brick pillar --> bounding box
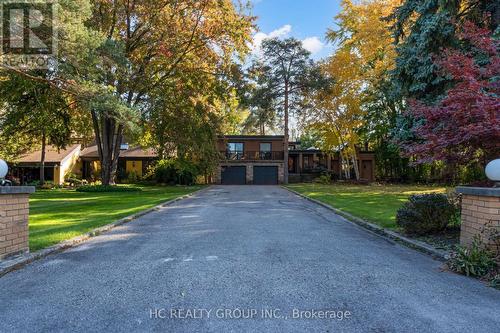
[0,187,35,260]
[457,187,500,254]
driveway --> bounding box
[0,186,499,332]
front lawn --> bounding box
[286,183,448,229]
[29,185,201,251]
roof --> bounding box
[80,145,157,159]
[15,144,81,164]
[221,135,284,140]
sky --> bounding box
[249,0,342,60]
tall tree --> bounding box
[304,49,365,180]
[85,0,252,184]
[401,21,500,166]
[0,0,253,185]
[259,38,314,183]
[319,0,402,180]
[390,0,499,101]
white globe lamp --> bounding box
[485,159,500,186]
[0,159,7,179]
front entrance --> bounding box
[253,166,278,185]
[221,166,246,185]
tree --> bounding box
[310,0,401,180]
[0,75,72,184]
[390,0,499,101]
[83,0,252,184]
[401,21,500,166]
[298,131,321,150]
[304,49,365,180]
[0,0,253,185]
[259,38,314,183]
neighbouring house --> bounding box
[7,143,156,185]
[79,144,157,181]
[215,135,376,185]
[8,144,82,185]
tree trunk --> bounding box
[39,133,46,185]
[283,81,289,184]
[91,110,123,186]
[351,153,360,181]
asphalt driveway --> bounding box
[0,186,499,332]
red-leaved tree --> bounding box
[404,21,500,166]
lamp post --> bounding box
[485,159,500,187]
[0,159,11,186]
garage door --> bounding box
[253,166,278,185]
[221,166,246,185]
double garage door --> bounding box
[221,166,278,185]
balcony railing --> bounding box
[220,151,284,161]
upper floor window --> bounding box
[259,143,271,152]
[227,142,244,153]
[227,142,244,160]
[259,143,271,160]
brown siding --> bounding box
[218,138,284,152]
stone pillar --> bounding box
[246,164,253,184]
[215,165,222,184]
[278,163,284,184]
[0,187,35,260]
[457,187,500,253]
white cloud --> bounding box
[251,24,292,55]
[250,25,324,57]
[301,36,324,55]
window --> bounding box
[259,143,272,160]
[259,143,271,152]
[227,142,244,160]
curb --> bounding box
[282,186,449,261]
[0,186,209,278]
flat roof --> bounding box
[221,135,284,140]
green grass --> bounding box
[286,183,448,229]
[29,185,201,251]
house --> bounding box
[215,135,376,185]
[79,144,157,181]
[7,144,156,185]
[216,135,286,185]
[7,135,376,185]
[288,144,375,183]
[9,144,82,185]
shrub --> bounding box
[126,170,139,183]
[39,182,55,190]
[490,275,500,290]
[448,236,497,277]
[314,172,332,185]
[396,194,457,235]
[146,159,199,185]
[65,172,84,186]
[76,185,142,193]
